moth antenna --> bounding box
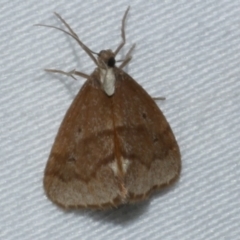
[118,43,136,69]
[54,12,78,38]
[35,14,98,66]
[53,12,99,57]
[114,6,130,56]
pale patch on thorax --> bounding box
[99,68,116,96]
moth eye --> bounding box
[153,136,159,143]
[107,57,115,67]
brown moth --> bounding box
[36,7,181,209]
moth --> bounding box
[36,7,181,209]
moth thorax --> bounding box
[98,49,116,96]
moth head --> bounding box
[98,50,116,69]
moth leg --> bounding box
[119,43,135,69]
[45,68,89,80]
[114,6,130,56]
[152,97,166,101]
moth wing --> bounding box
[44,74,123,209]
[113,70,181,201]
